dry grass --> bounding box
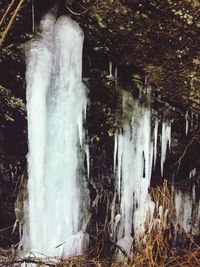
[128,180,200,267]
[0,245,200,266]
[0,248,200,267]
[1,180,200,266]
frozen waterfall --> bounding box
[111,88,200,260]
[112,89,199,260]
[113,90,155,245]
[24,12,89,257]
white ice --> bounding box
[161,121,171,176]
[106,61,113,79]
[185,110,189,135]
[113,90,155,247]
[153,119,159,168]
[175,187,200,236]
[112,86,199,262]
[24,13,89,258]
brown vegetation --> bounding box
[1,180,200,266]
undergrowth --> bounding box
[0,180,200,266]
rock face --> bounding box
[75,0,200,114]
[0,0,199,159]
[1,0,200,113]
[0,0,199,249]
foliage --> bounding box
[0,85,25,126]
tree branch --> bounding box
[172,129,200,178]
[0,0,16,28]
[0,0,25,48]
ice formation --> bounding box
[113,90,155,243]
[112,89,199,258]
[24,12,89,257]
[175,186,200,236]
[31,0,35,33]
[106,60,114,79]
[109,61,113,77]
[189,168,197,178]
[153,119,159,168]
[185,110,189,135]
[161,122,171,176]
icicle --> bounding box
[106,61,113,79]
[153,119,159,168]
[161,122,171,176]
[31,0,35,33]
[144,74,148,86]
[114,133,118,174]
[115,67,118,89]
[114,90,154,244]
[109,61,113,76]
[192,185,196,202]
[114,214,121,233]
[189,168,196,178]
[85,144,90,179]
[191,111,194,129]
[117,133,123,202]
[185,110,189,135]
[175,190,193,234]
[110,192,116,239]
[115,67,118,80]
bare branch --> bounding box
[0,0,16,29]
[0,0,25,48]
[0,225,14,233]
[66,0,99,16]
[65,5,88,16]
[172,129,200,178]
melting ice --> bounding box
[24,12,89,257]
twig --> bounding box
[0,256,116,267]
[66,5,88,16]
[0,0,25,48]
[66,0,99,16]
[0,0,16,28]
[172,129,200,178]
[89,232,128,259]
[109,239,129,259]
[0,225,14,233]
[0,257,55,267]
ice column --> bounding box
[113,91,155,245]
[161,122,171,176]
[24,13,89,258]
